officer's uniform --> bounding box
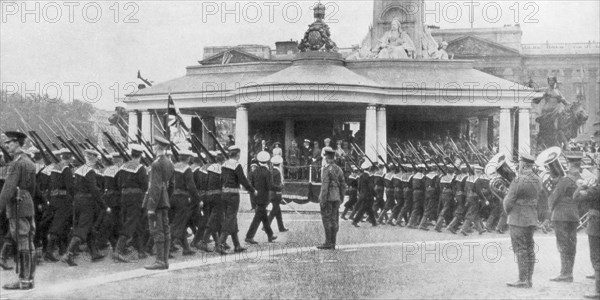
[143,139,174,270]
[219,148,255,253]
[267,162,286,232]
[318,148,346,249]
[246,153,276,243]
[548,158,582,282]
[170,158,201,255]
[0,137,37,290]
[434,168,455,232]
[115,157,148,262]
[504,155,542,288]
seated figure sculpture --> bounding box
[376,17,415,59]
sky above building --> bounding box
[1,0,599,111]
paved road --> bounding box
[1,212,595,299]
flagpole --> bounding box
[166,94,171,141]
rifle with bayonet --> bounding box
[351,143,375,167]
[450,138,472,175]
[193,113,229,159]
[385,145,406,172]
[13,110,59,164]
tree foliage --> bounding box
[0,90,97,142]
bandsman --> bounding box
[548,152,584,282]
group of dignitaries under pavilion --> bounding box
[0,130,598,299]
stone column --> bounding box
[284,119,294,154]
[141,111,152,141]
[128,111,138,141]
[235,105,249,173]
[499,107,513,155]
[365,105,378,161]
[376,105,387,164]
[478,116,489,149]
[518,108,531,155]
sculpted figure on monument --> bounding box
[533,76,588,148]
[298,3,338,53]
[376,18,415,59]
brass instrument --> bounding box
[485,153,516,201]
[535,147,565,193]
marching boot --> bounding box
[181,238,196,256]
[459,219,472,236]
[582,270,600,298]
[376,211,386,225]
[211,233,219,244]
[434,216,444,232]
[446,217,459,234]
[551,254,574,282]
[136,237,148,260]
[144,242,167,270]
[331,228,337,249]
[113,236,131,263]
[407,212,419,228]
[231,233,247,253]
[507,258,530,288]
[198,230,213,252]
[418,216,430,231]
[191,231,202,249]
[474,219,485,235]
[527,261,535,287]
[317,227,333,250]
[2,251,34,291]
[88,240,105,262]
[28,249,36,289]
[215,234,229,255]
[0,241,13,270]
[44,234,59,262]
[60,237,82,267]
[341,208,350,220]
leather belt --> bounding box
[121,188,143,195]
[50,190,68,196]
[222,187,240,193]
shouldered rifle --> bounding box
[351,143,375,166]
[193,113,229,159]
[386,145,406,172]
[102,131,131,162]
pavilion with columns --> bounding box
[124,50,539,171]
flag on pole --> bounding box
[167,94,190,137]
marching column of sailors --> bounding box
[0,133,291,279]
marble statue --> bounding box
[376,18,415,59]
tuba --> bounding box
[535,147,565,193]
[485,153,516,201]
